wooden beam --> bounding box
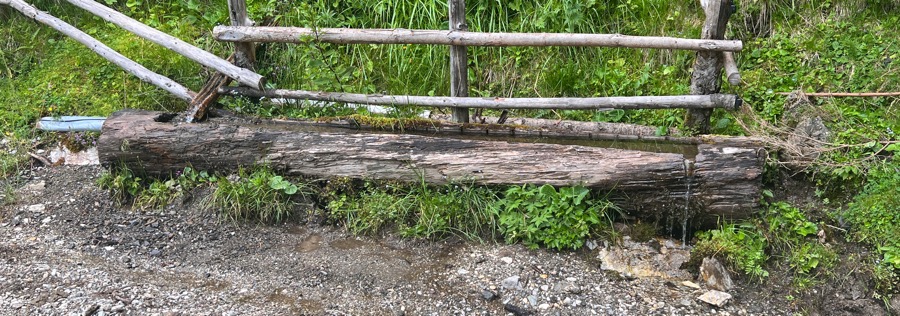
[219,87,741,110]
[227,0,256,70]
[184,55,234,123]
[449,0,469,123]
[212,26,744,51]
[97,110,764,225]
[686,0,733,134]
[723,51,741,86]
[1,0,195,101]
[65,0,265,89]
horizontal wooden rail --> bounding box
[213,26,744,51]
[65,0,265,89]
[776,91,900,97]
[220,87,741,110]
[1,0,195,101]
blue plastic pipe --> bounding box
[37,116,105,132]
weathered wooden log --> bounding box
[220,87,741,110]
[723,51,741,86]
[98,110,763,226]
[65,0,265,89]
[1,0,195,101]
[686,0,733,134]
[212,26,744,52]
[184,55,234,122]
[227,0,256,70]
[448,0,470,123]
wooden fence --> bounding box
[2,0,741,133]
[212,0,742,132]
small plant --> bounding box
[207,167,310,223]
[493,184,616,250]
[97,165,143,204]
[59,131,99,153]
[327,179,499,240]
[692,223,770,280]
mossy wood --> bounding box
[98,110,764,226]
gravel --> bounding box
[0,165,798,315]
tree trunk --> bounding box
[98,110,764,227]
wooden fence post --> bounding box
[686,0,733,134]
[449,0,469,123]
[227,0,256,70]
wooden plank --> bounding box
[227,0,256,70]
[219,87,741,110]
[212,26,744,51]
[1,0,195,101]
[723,51,740,86]
[97,110,764,224]
[686,0,733,134]
[65,0,265,89]
[449,0,469,123]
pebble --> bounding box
[527,295,538,306]
[28,204,46,212]
[481,290,496,301]
[149,249,161,257]
[457,268,469,275]
[501,276,520,290]
[500,257,513,264]
[538,303,550,310]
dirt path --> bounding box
[0,166,794,315]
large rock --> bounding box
[699,257,734,291]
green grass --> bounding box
[327,179,500,240]
[207,167,312,223]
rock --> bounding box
[27,204,46,212]
[698,290,732,307]
[457,269,469,275]
[585,240,598,250]
[480,290,497,301]
[681,281,701,289]
[149,249,162,257]
[501,276,520,290]
[700,257,734,291]
[527,295,537,306]
[500,257,513,264]
[553,280,581,294]
[23,181,46,193]
[503,303,532,316]
[84,304,100,316]
[538,303,550,310]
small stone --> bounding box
[481,290,497,301]
[682,281,701,289]
[41,217,52,224]
[502,276,520,290]
[586,240,598,250]
[503,304,531,316]
[698,290,732,307]
[27,204,45,212]
[680,298,693,307]
[539,274,548,279]
[538,303,550,310]
[527,295,538,306]
[149,249,161,257]
[500,257,513,264]
[84,304,100,316]
[700,257,734,291]
[540,285,549,291]
[457,269,469,275]
[103,246,114,251]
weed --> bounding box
[494,184,617,250]
[328,179,499,240]
[207,167,311,223]
[97,165,143,204]
[843,159,900,292]
[692,223,770,280]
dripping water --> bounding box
[681,159,696,247]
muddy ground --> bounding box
[0,165,891,315]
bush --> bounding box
[494,184,616,250]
